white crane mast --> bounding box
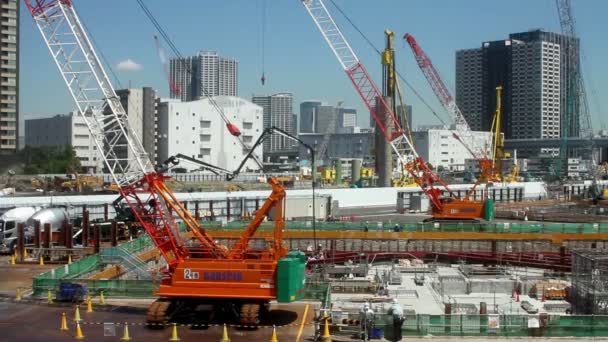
[26,1,153,186]
[301,0,417,166]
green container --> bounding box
[276,251,306,303]
[484,199,495,221]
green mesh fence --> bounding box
[302,282,331,309]
[32,234,157,297]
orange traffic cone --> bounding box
[60,312,68,331]
[15,288,22,301]
[86,298,93,313]
[220,323,230,342]
[169,322,180,341]
[74,321,85,339]
[39,256,44,265]
[270,325,278,342]
[321,317,331,342]
[74,305,81,322]
[121,322,131,341]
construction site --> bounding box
[1,0,608,341]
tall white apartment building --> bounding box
[252,93,295,154]
[1,0,19,155]
[170,52,238,102]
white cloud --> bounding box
[116,59,143,72]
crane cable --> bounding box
[135,0,264,169]
[261,0,267,85]
[326,0,447,127]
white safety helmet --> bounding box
[392,298,399,304]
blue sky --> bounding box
[19,0,607,134]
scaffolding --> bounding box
[571,249,608,314]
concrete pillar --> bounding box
[33,221,41,248]
[103,203,109,221]
[111,221,118,247]
[43,223,51,249]
[83,210,89,247]
[65,223,73,249]
[17,223,25,262]
[195,201,200,221]
[445,303,452,334]
[374,96,394,188]
[93,224,100,254]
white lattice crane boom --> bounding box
[301,0,417,165]
[26,0,152,187]
[25,0,225,267]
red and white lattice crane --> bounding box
[404,33,487,159]
[300,0,491,218]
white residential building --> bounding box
[157,96,263,172]
[412,128,492,171]
[170,51,238,101]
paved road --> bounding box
[0,301,315,341]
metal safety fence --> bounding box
[200,220,608,234]
[334,312,608,338]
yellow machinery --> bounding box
[320,168,336,185]
[488,86,512,182]
[361,168,373,178]
[392,176,417,187]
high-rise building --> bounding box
[456,49,483,132]
[315,105,338,134]
[170,51,237,102]
[252,93,295,154]
[338,107,357,131]
[300,100,322,133]
[1,0,19,155]
[456,30,577,145]
[115,88,158,162]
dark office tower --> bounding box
[300,101,322,133]
[456,30,576,146]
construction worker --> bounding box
[360,302,375,341]
[387,298,404,341]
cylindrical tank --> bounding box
[333,159,342,185]
[26,207,69,232]
[484,199,495,221]
[479,302,487,315]
[351,159,362,185]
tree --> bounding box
[19,145,81,174]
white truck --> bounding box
[0,207,69,254]
[0,207,38,254]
